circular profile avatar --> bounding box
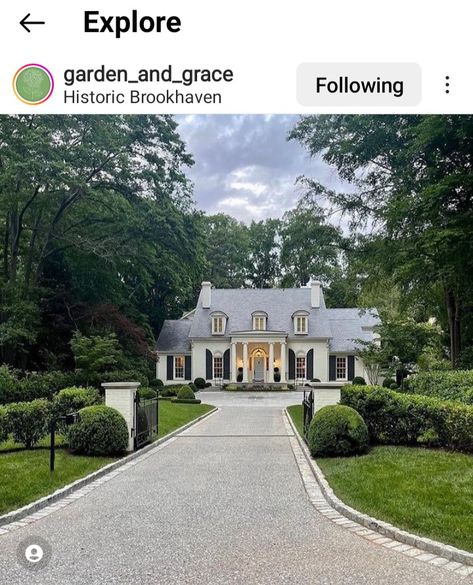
[13,64,54,105]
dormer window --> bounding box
[252,311,267,331]
[293,311,309,335]
[211,312,227,335]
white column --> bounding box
[102,381,140,451]
[280,342,287,383]
[230,342,237,382]
[243,342,249,383]
[268,342,275,382]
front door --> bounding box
[253,357,265,381]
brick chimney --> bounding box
[201,281,212,309]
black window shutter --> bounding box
[167,355,174,380]
[288,349,296,380]
[306,349,314,380]
[348,355,355,381]
[329,355,336,381]
[185,356,192,380]
[206,349,213,380]
[223,349,230,379]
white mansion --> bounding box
[156,281,379,385]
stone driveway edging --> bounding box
[285,408,473,568]
[0,406,218,529]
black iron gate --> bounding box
[302,389,314,439]
[134,396,158,450]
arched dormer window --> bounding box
[211,311,227,335]
[292,310,309,335]
[252,311,268,331]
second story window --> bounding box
[295,315,308,334]
[253,316,266,330]
[212,314,226,335]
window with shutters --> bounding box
[296,356,306,379]
[213,355,223,379]
[174,356,185,379]
[336,356,347,380]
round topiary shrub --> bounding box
[68,405,128,456]
[307,404,369,457]
[6,399,51,449]
[177,385,195,400]
[382,378,396,388]
[137,387,158,400]
[53,386,101,418]
[189,382,198,394]
[150,378,164,389]
[352,376,366,385]
[193,378,206,390]
[0,406,10,443]
[311,378,321,383]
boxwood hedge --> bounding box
[6,399,51,449]
[341,385,473,452]
[404,370,473,404]
[68,405,128,456]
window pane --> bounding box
[175,356,184,379]
[296,357,306,379]
[336,357,347,380]
[214,356,223,378]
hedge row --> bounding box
[0,365,149,405]
[0,387,102,449]
[404,370,473,404]
[341,385,473,452]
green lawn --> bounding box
[0,450,115,515]
[287,404,304,436]
[158,401,214,437]
[0,401,214,516]
[287,404,473,552]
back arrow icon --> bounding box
[20,13,46,33]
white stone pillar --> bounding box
[102,382,140,451]
[268,342,275,382]
[243,342,249,383]
[230,342,237,382]
[280,342,287,383]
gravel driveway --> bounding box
[0,392,466,584]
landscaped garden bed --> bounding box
[287,399,473,552]
[0,400,214,516]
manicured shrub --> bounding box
[193,378,206,390]
[137,387,158,400]
[0,406,10,443]
[177,385,195,400]
[341,385,473,452]
[352,376,366,385]
[68,405,128,455]
[311,378,321,383]
[189,382,198,394]
[6,399,51,448]
[53,386,101,418]
[307,405,369,457]
[160,386,179,397]
[382,378,396,388]
[150,378,164,389]
[405,370,473,404]
[205,382,212,387]
[173,398,202,404]
[226,384,238,391]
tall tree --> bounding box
[201,214,249,288]
[290,115,473,365]
[280,202,343,287]
[246,219,281,288]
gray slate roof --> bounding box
[156,287,379,353]
[156,319,192,353]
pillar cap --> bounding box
[101,382,141,389]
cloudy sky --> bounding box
[176,115,351,224]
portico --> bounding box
[230,332,287,383]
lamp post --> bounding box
[50,412,80,472]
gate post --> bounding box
[102,382,140,452]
